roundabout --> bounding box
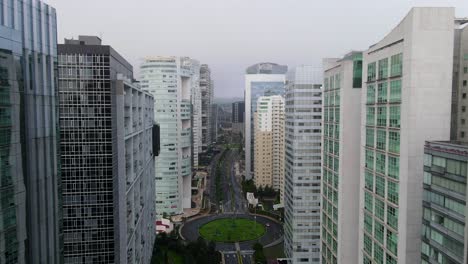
[180,213,283,252]
[199,218,265,242]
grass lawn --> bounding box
[199,218,265,242]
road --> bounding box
[222,149,247,213]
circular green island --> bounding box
[199,218,266,242]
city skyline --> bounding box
[46,0,468,98]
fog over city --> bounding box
[46,0,468,98]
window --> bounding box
[464,66,468,74]
[374,243,384,264]
[335,73,341,89]
[364,234,373,255]
[377,107,387,126]
[387,181,399,204]
[324,78,329,90]
[464,80,467,87]
[378,58,388,79]
[388,131,400,153]
[367,107,375,126]
[387,205,398,229]
[389,106,400,128]
[423,172,431,185]
[366,150,374,170]
[375,176,385,198]
[377,82,388,103]
[374,221,384,243]
[376,153,386,174]
[365,191,373,212]
[353,59,363,88]
[375,198,385,220]
[389,80,401,102]
[386,230,397,255]
[366,128,375,147]
[367,85,375,104]
[376,130,386,150]
[367,62,376,82]
[365,171,374,191]
[424,154,432,166]
[390,53,403,77]
[432,156,446,168]
[446,159,467,176]
[364,212,373,233]
[388,156,399,179]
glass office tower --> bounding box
[421,141,468,264]
[0,1,60,263]
[244,62,287,180]
[283,66,322,263]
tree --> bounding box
[252,243,267,264]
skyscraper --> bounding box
[211,104,219,143]
[191,61,202,168]
[244,63,287,180]
[140,56,198,215]
[359,8,454,264]
[58,36,156,263]
[283,66,322,263]
[421,141,468,264]
[200,64,213,152]
[452,19,468,142]
[253,95,285,203]
[0,1,60,263]
[232,101,245,136]
[321,52,363,264]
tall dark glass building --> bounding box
[58,36,156,264]
[0,1,61,263]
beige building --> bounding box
[254,95,285,202]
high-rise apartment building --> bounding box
[140,56,198,215]
[283,66,322,263]
[191,61,202,168]
[58,36,156,263]
[211,104,219,143]
[321,52,363,264]
[245,63,287,179]
[200,64,213,152]
[253,95,285,202]
[453,20,468,142]
[421,141,468,264]
[359,8,454,264]
[0,1,60,263]
[232,101,245,136]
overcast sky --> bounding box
[46,0,468,98]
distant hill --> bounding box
[213,97,243,105]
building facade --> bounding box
[232,101,245,136]
[58,36,156,263]
[0,1,61,263]
[283,66,322,263]
[253,95,285,202]
[200,64,213,152]
[359,8,454,264]
[244,63,287,179]
[191,61,202,167]
[453,20,468,142]
[421,141,468,264]
[211,104,218,143]
[321,52,363,264]
[140,56,197,215]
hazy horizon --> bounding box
[46,0,468,98]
